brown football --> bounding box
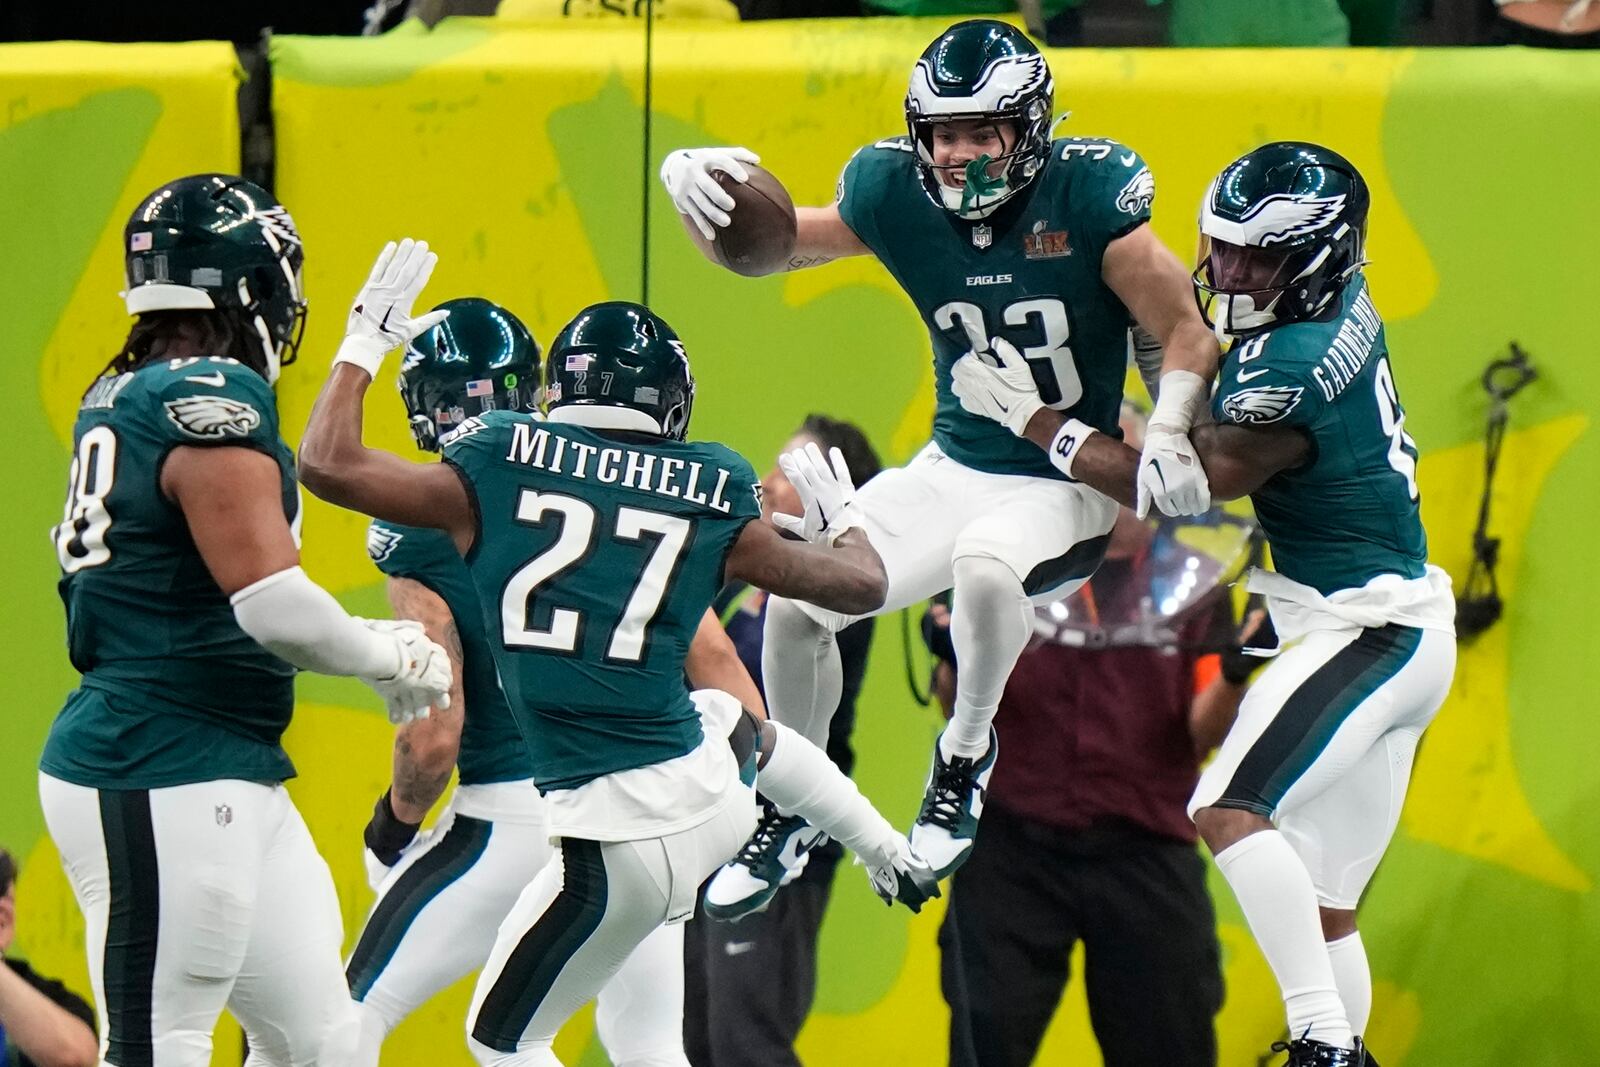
[684,164,797,277]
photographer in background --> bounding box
[0,849,97,1067]
[928,406,1267,1067]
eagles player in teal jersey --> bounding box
[661,18,1222,900]
[952,143,1456,1067]
[298,244,936,1067]
[348,297,771,1067]
[37,176,452,1067]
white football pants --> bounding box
[346,782,688,1067]
[39,774,358,1067]
[1190,623,1457,908]
[465,794,755,1067]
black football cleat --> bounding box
[1269,1035,1366,1067]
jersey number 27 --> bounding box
[500,490,690,662]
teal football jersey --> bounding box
[1212,274,1428,596]
[838,135,1154,478]
[41,357,300,789]
[442,412,762,791]
[367,518,532,785]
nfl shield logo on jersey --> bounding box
[215,804,233,827]
[971,224,993,250]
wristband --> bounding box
[332,333,389,379]
[1046,418,1098,480]
[363,789,421,866]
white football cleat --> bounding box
[909,727,998,879]
[704,799,827,921]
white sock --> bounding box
[1214,831,1353,1048]
[943,555,1032,760]
[1327,931,1371,1038]
[757,720,897,868]
[761,596,843,749]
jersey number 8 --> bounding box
[501,490,692,662]
[1373,357,1418,501]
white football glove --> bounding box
[334,238,450,378]
[773,442,863,545]
[360,619,452,726]
[1135,429,1211,518]
[1136,369,1213,518]
[660,146,760,240]
[950,314,1045,437]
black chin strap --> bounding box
[1456,343,1538,641]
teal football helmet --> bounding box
[398,297,541,452]
[1193,142,1370,340]
[904,20,1054,221]
[122,174,307,383]
[545,302,694,441]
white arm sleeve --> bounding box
[231,566,399,679]
[1130,324,1166,407]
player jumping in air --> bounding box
[661,18,1220,910]
[952,142,1456,1067]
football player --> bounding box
[349,296,771,1067]
[38,176,452,1067]
[951,142,1456,1067]
[660,18,1221,901]
[298,244,938,1067]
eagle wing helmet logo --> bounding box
[247,204,303,249]
[1242,193,1347,246]
[908,53,1049,113]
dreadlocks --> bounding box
[89,309,269,395]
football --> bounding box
[684,163,797,277]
